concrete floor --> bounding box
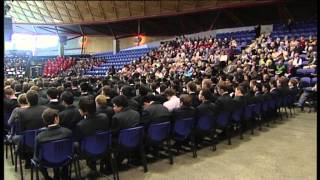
[5,110,317,180]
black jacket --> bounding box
[74,113,110,140]
[233,95,248,109]
[196,101,217,117]
[111,108,140,133]
[189,92,201,108]
[19,105,47,132]
[128,98,141,112]
[46,101,65,112]
[96,106,114,121]
[34,125,72,159]
[214,93,236,113]
[141,102,171,125]
[59,105,82,131]
[172,106,196,121]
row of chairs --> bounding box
[5,94,298,180]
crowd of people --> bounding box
[3,29,317,179]
[4,56,29,78]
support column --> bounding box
[59,36,66,56]
[113,38,120,55]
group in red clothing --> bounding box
[43,56,76,77]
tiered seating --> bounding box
[216,30,256,44]
[271,20,317,39]
[86,48,155,76]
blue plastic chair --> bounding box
[216,111,232,145]
[173,117,197,157]
[146,121,173,164]
[79,131,116,179]
[30,138,79,180]
[245,104,255,135]
[231,108,244,139]
[116,126,147,175]
[195,115,217,151]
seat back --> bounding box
[21,129,38,149]
[231,108,243,122]
[252,103,262,114]
[196,115,215,131]
[147,121,171,142]
[39,138,73,165]
[173,117,195,138]
[268,100,276,109]
[118,126,144,149]
[262,100,269,112]
[244,105,253,119]
[216,111,231,128]
[81,131,112,156]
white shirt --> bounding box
[163,96,181,112]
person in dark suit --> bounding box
[277,77,290,98]
[141,94,171,126]
[95,94,114,121]
[269,79,280,100]
[34,108,72,180]
[58,91,82,132]
[288,79,299,98]
[251,83,264,104]
[187,81,201,108]
[233,85,248,109]
[196,89,217,116]
[111,95,140,134]
[71,80,81,97]
[46,87,65,112]
[30,85,49,105]
[120,85,141,112]
[172,94,196,121]
[154,84,168,104]
[74,95,110,172]
[19,90,47,168]
[214,82,236,113]
[134,85,149,108]
[4,86,18,129]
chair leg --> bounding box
[76,158,82,178]
[10,144,15,165]
[5,143,8,159]
[211,132,217,151]
[140,146,148,173]
[109,153,117,180]
[19,155,24,180]
[14,152,18,172]
[167,140,173,164]
[192,135,197,158]
[35,166,39,180]
[284,107,288,118]
[250,118,254,135]
[226,128,231,145]
[31,163,34,180]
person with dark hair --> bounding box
[30,85,49,105]
[172,94,196,120]
[163,88,181,112]
[141,94,171,125]
[74,95,110,172]
[14,84,22,97]
[59,91,82,131]
[111,95,140,134]
[34,108,72,180]
[269,79,280,100]
[46,87,65,112]
[214,82,236,113]
[196,89,217,116]
[120,85,140,112]
[234,85,249,110]
[19,90,47,168]
[187,81,200,108]
[154,84,167,104]
[71,80,81,97]
[134,85,149,107]
[80,82,91,96]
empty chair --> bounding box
[300,77,311,88]
[195,114,217,151]
[215,111,232,145]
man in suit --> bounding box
[269,79,280,100]
[30,85,49,105]
[74,95,110,172]
[214,82,236,113]
[4,86,18,129]
[19,90,47,168]
[172,94,196,121]
[197,89,217,116]
[46,87,65,112]
[141,94,171,126]
[111,95,140,134]
[120,85,141,112]
[187,81,201,108]
[59,91,82,132]
[95,94,114,121]
[234,85,248,110]
[34,108,72,180]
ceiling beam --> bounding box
[106,24,116,38]
[127,1,132,17]
[13,0,280,26]
[63,1,73,23]
[112,0,118,19]
[51,1,64,22]
[98,0,107,20]
[73,1,84,21]
[37,27,57,34]
[86,0,95,21]
[223,9,244,27]
[15,1,31,23]
[79,25,84,36]
[209,10,221,30]
[16,25,36,34]
[58,26,82,35]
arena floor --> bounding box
[5,110,316,180]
